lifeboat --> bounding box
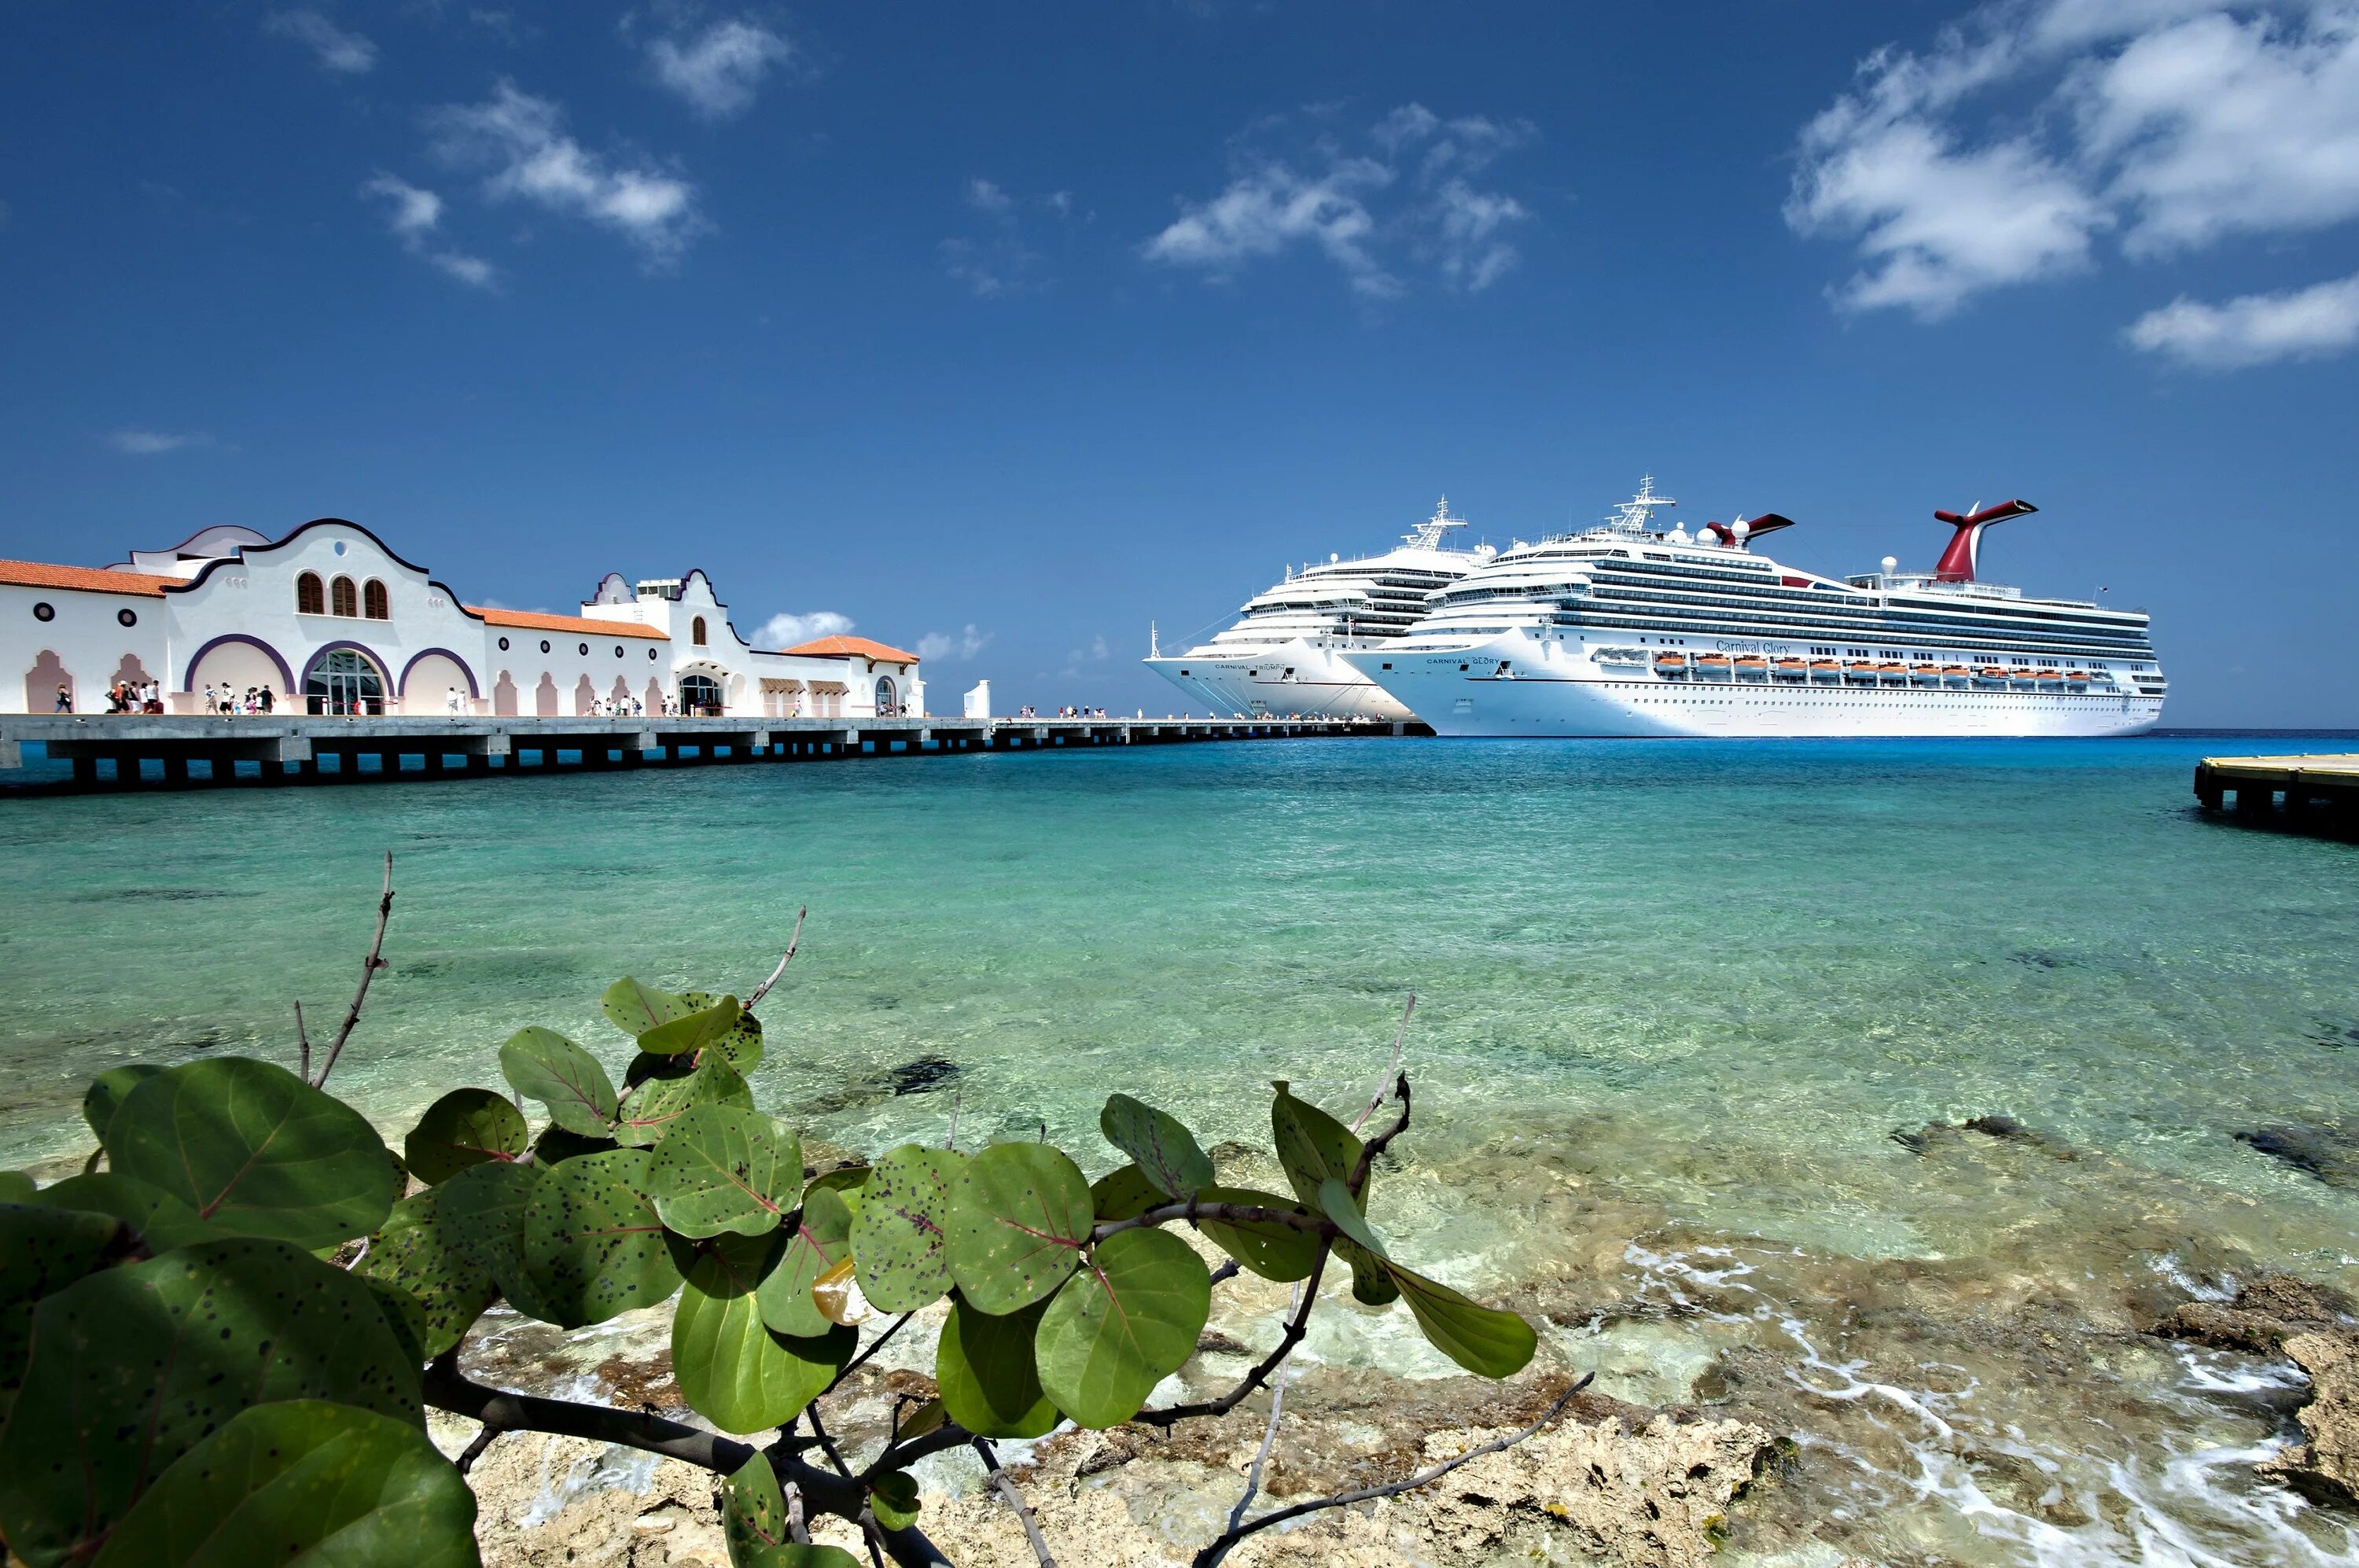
[1878,662,1908,684]
[1973,665,2008,688]
[1843,660,1878,684]
[1909,663,1942,686]
[1694,653,1734,680]
[1652,652,1688,678]
[1941,664,1971,687]
[1773,657,1809,683]
[1734,655,1770,682]
[2035,668,2066,690]
[2065,669,2090,689]
[2009,667,2039,688]
[1809,659,1843,683]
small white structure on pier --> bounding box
[0,519,925,719]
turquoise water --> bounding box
[6,737,2358,1562]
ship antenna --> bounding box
[1149,620,1159,658]
[1405,495,1469,549]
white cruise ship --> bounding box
[1340,479,2166,738]
[1143,500,1489,720]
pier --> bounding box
[0,713,1420,792]
[2193,753,2359,834]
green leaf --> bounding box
[646,1105,799,1239]
[104,1058,398,1249]
[721,1454,862,1568]
[0,1172,33,1203]
[1268,1081,1362,1210]
[808,1166,871,1197]
[89,1401,478,1568]
[402,1088,529,1187]
[934,1296,1058,1439]
[521,1149,684,1328]
[1088,1164,1159,1222]
[362,1276,430,1367]
[848,1145,966,1314]
[355,1185,499,1360]
[24,1172,221,1253]
[499,1028,619,1137]
[82,1065,164,1143]
[756,1183,853,1339]
[868,1470,921,1531]
[1194,1186,1319,1283]
[616,1054,754,1148]
[432,1159,550,1317]
[946,1143,1091,1315]
[1,1204,127,1396]
[1035,1228,1210,1429]
[636,995,745,1059]
[1343,1242,1400,1306]
[1098,1095,1213,1199]
[0,1237,422,1568]
[601,977,697,1038]
[1317,1177,1388,1257]
[532,1124,618,1165]
[681,991,765,1072]
[674,1234,852,1434]
[1382,1262,1536,1378]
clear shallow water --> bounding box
[5,736,2358,1562]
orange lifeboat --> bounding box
[1653,652,1688,678]
[1695,653,1733,680]
[1734,655,1770,682]
[1773,657,1809,683]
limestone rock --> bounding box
[2261,1331,2359,1506]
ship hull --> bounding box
[1144,640,1414,722]
[1345,639,2163,738]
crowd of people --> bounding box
[197,683,278,715]
[105,679,167,713]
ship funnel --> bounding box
[1703,513,1796,548]
[1931,499,2037,583]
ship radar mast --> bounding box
[1607,475,1678,534]
[1404,496,1470,550]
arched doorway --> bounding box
[643,676,666,716]
[534,673,560,717]
[304,648,385,715]
[679,672,723,716]
[26,651,72,713]
[874,675,897,716]
[493,672,519,716]
[574,675,596,716]
[186,637,289,713]
[400,651,475,715]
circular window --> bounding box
[117,608,138,628]
[333,541,348,556]
[32,601,54,622]
[539,640,551,654]
[498,636,510,651]
[578,642,589,656]
[649,647,659,661]
[614,646,624,658]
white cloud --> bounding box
[915,624,992,662]
[1145,103,1535,298]
[2127,271,2359,366]
[942,178,1076,296]
[426,81,703,263]
[965,177,1013,215]
[265,10,377,74]
[360,173,497,289]
[1790,0,2359,336]
[646,17,792,120]
[752,609,853,649]
[110,430,211,456]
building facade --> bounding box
[0,519,922,718]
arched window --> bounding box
[679,672,722,716]
[330,576,358,617]
[305,648,385,716]
[362,580,389,620]
[691,616,708,646]
[874,675,897,715]
[296,572,325,615]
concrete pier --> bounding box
[0,713,1421,793]
[2193,753,2359,834]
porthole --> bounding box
[499,636,511,651]
[117,608,138,628]
[578,642,589,656]
[614,646,624,658]
[649,647,659,661]
[32,601,54,622]
[333,540,347,556]
[539,640,551,654]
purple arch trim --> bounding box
[180,634,295,693]
[398,646,482,698]
[303,639,391,684]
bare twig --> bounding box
[455,1423,502,1475]
[745,907,807,1011]
[859,1511,889,1568]
[947,1088,962,1152]
[313,851,395,1090]
[1224,1338,1291,1537]
[1346,1074,1411,1199]
[1091,1198,1333,1246]
[294,1001,311,1082]
[1351,992,1415,1132]
[973,1438,1059,1568]
[822,1312,913,1400]
[806,1404,854,1478]
[1139,1242,1330,1428]
[1191,1374,1593,1567]
[786,1482,809,1544]
[1208,1259,1242,1290]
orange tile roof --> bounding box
[469,606,669,640]
[0,559,175,597]
[778,634,920,664]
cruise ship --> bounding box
[1143,500,1489,720]
[1339,480,2165,738]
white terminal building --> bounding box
[0,518,925,719]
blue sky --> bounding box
[4,2,2356,724]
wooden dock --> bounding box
[0,713,1420,793]
[2193,753,2359,832]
